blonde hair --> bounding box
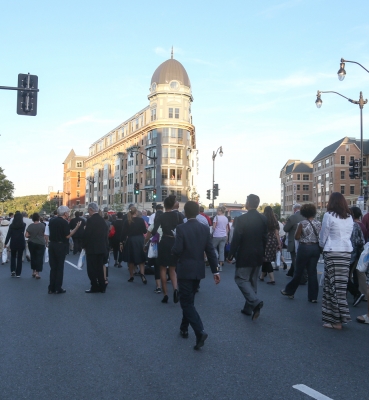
[127,206,137,224]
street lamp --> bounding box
[315,90,368,197]
[337,58,369,81]
[212,146,223,208]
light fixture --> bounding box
[337,61,346,81]
[315,92,322,108]
[219,146,223,157]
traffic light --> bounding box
[17,73,38,116]
[349,159,360,179]
[152,202,157,209]
[134,183,140,194]
[213,183,219,197]
[153,188,157,199]
[206,189,211,199]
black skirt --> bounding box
[123,235,146,264]
[157,236,177,267]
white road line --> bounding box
[65,260,82,270]
[293,384,333,400]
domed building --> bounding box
[80,52,198,211]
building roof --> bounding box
[282,160,313,176]
[151,58,191,88]
[293,162,313,173]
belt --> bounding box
[300,242,318,245]
[163,235,174,238]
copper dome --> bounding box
[151,58,191,88]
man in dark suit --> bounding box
[172,201,220,350]
[283,203,305,277]
[69,211,86,255]
[227,194,267,321]
[82,202,109,293]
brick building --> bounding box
[62,150,87,210]
[280,160,313,217]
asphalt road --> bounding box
[0,253,367,400]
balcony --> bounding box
[161,137,184,145]
[161,158,183,165]
[162,179,183,186]
[145,138,157,147]
[145,179,155,187]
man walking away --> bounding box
[172,201,220,350]
[82,203,109,293]
[227,194,267,321]
[48,206,81,294]
[69,211,85,255]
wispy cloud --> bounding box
[259,0,303,18]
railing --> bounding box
[146,138,157,146]
[162,179,183,186]
[161,158,183,165]
[161,137,184,145]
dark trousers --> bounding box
[284,243,320,300]
[178,279,203,336]
[112,243,123,263]
[48,242,67,291]
[148,257,160,280]
[10,249,23,276]
[347,262,360,296]
[72,237,83,255]
[86,253,105,292]
[28,242,45,272]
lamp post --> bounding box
[212,146,223,208]
[337,58,369,81]
[64,191,71,208]
[129,145,157,205]
[315,90,368,197]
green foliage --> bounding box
[111,193,123,211]
[0,167,14,203]
[272,203,281,219]
[1,194,49,216]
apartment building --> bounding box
[62,149,86,209]
[280,160,313,217]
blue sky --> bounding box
[1,0,369,205]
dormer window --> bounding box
[151,82,157,92]
[170,81,179,89]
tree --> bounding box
[272,203,281,219]
[0,167,14,203]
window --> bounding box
[297,195,300,201]
[162,189,168,201]
[350,186,355,195]
[364,172,367,180]
[303,185,309,191]
[340,185,345,194]
[341,156,345,165]
[364,158,367,166]
[318,162,321,170]
[77,181,80,188]
[128,192,133,203]
[76,161,82,168]
[151,108,156,121]
[325,159,329,166]
[135,118,138,129]
[176,190,182,201]
[297,185,300,190]
[303,174,309,180]
[297,174,301,180]
[128,173,133,185]
[77,191,80,198]
[341,171,345,179]
[175,108,179,119]
[350,156,354,162]
[302,195,309,201]
[169,108,173,118]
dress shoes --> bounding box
[85,288,101,293]
[194,331,208,350]
[252,301,263,321]
[180,330,189,339]
[55,289,66,294]
[241,309,252,316]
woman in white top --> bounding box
[319,192,353,330]
[212,207,229,271]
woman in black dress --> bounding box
[259,206,280,284]
[147,195,184,303]
[120,207,147,283]
[5,213,26,277]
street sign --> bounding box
[363,180,368,186]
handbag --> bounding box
[148,242,158,258]
[307,220,322,253]
[44,247,49,263]
[108,225,116,238]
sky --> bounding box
[1,0,369,206]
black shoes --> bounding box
[180,330,189,339]
[85,288,100,293]
[283,262,288,270]
[128,277,134,282]
[55,289,66,294]
[353,293,365,307]
[281,290,294,299]
[161,295,168,303]
[194,331,208,350]
[48,290,55,294]
[241,309,252,316]
[140,274,147,284]
[252,301,263,321]
[173,289,179,303]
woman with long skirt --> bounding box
[26,212,46,279]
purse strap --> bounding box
[307,219,319,241]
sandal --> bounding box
[356,314,369,324]
[140,274,147,285]
[32,272,36,278]
[323,323,342,330]
[267,281,275,285]
[35,275,41,279]
[128,277,134,282]
[105,279,109,285]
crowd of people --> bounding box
[1,191,369,349]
